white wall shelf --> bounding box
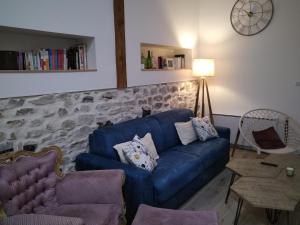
[0,25,96,71]
[0,69,97,74]
[140,43,192,71]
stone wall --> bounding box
[0,81,197,172]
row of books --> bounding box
[0,45,88,71]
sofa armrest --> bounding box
[56,169,125,207]
[76,153,154,221]
[0,214,83,225]
[215,126,231,140]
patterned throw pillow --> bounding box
[122,135,157,172]
[113,133,159,164]
[191,116,219,141]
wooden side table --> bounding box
[226,155,300,225]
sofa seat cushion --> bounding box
[174,138,230,169]
[50,204,123,225]
[152,150,203,203]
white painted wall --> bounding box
[0,0,199,98]
[197,0,300,123]
[124,0,199,87]
[0,0,116,98]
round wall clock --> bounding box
[230,0,274,36]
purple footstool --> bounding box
[132,204,218,225]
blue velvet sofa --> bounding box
[76,109,230,221]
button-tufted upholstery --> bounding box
[0,150,60,216]
[0,146,126,225]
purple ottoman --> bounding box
[132,204,218,225]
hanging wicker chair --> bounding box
[237,109,300,155]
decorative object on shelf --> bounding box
[231,108,300,156]
[0,51,18,70]
[97,120,114,129]
[142,107,151,117]
[166,58,174,69]
[230,0,274,36]
[145,50,153,69]
[286,166,295,177]
[192,59,215,124]
[141,52,146,70]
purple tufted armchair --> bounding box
[0,146,126,225]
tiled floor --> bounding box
[181,149,300,225]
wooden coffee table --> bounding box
[226,154,300,225]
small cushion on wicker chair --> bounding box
[252,127,286,149]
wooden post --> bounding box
[113,0,127,89]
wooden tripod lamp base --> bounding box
[192,59,215,124]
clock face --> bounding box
[230,0,274,36]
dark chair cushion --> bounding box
[252,126,286,149]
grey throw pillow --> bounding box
[175,120,197,145]
[191,116,218,141]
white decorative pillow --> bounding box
[113,141,131,164]
[175,120,197,145]
[142,133,159,160]
[113,133,159,163]
[122,135,157,172]
[191,116,219,141]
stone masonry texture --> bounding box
[0,81,198,172]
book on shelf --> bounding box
[0,51,18,70]
[0,44,88,71]
[174,54,185,69]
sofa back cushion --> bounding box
[152,109,194,151]
[90,117,163,160]
[90,109,194,159]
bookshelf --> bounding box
[0,26,97,72]
[0,69,97,74]
[140,43,192,71]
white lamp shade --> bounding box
[192,59,215,77]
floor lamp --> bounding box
[192,59,215,125]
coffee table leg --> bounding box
[234,198,243,225]
[286,211,290,225]
[225,172,236,204]
[266,209,281,224]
